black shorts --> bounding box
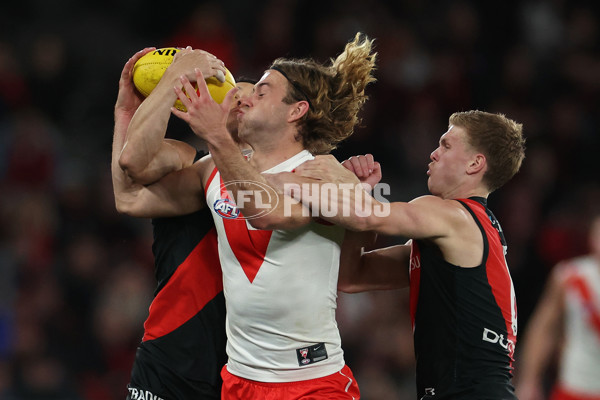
[126,346,221,400]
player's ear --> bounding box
[288,101,309,123]
[467,153,486,175]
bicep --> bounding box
[121,139,197,185]
[164,139,199,168]
[367,196,457,239]
[118,165,206,218]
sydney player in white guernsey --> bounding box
[171,33,377,399]
[517,214,600,400]
[204,149,346,382]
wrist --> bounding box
[114,109,135,127]
[206,129,239,153]
[359,182,374,194]
[152,80,180,102]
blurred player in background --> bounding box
[112,47,255,400]
[516,214,600,400]
[290,110,525,399]
[170,33,377,399]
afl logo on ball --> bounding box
[213,198,240,219]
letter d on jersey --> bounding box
[482,327,515,356]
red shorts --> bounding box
[550,385,600,400]
[221,364,360,400]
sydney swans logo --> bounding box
[209,180,279,220]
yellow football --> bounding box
[132,47,236,111]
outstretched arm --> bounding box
[119,48,226,185]
[293,155,466,240]
[112,47,155,213]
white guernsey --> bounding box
[205,150,345,382]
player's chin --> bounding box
[226,119,238,136]
[426,179,438,196]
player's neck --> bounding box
[249,144,306,172]
[247,133,305,172]
[442,183,489,201]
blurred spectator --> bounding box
[0,41,29,115]
[167,1,239,72]
[516,214,600,400]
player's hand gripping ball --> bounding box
[132,47,236,111]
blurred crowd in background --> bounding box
[0,0,598,398]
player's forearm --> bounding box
[112,112,139,212]
[207,131,257,183]
[312,186,389,233]
[338,230,376,292]
[208,135,274,222]
[207,138,310,229]
[113,113,129,163]
[349,199,435,238]
[112,110,133,185]
[119,80,180,182]
[340,243,410,293]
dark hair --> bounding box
[235,76,258,85]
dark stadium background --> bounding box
[0,0,598,398]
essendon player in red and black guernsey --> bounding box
[115,147,227,400]
[127,206,225,399]
[408,196,517,399]
[294,110,525,399]
[112,48,257,399]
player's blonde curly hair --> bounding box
[269,32,377,155]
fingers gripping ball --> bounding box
[132,48,180,97]
[132,47,236,111]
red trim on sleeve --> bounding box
[205,167,219,197]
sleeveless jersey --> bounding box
[555,256,600,395]
[127,152,227,400]
[409,197,518,399]
[204,150,346,382]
